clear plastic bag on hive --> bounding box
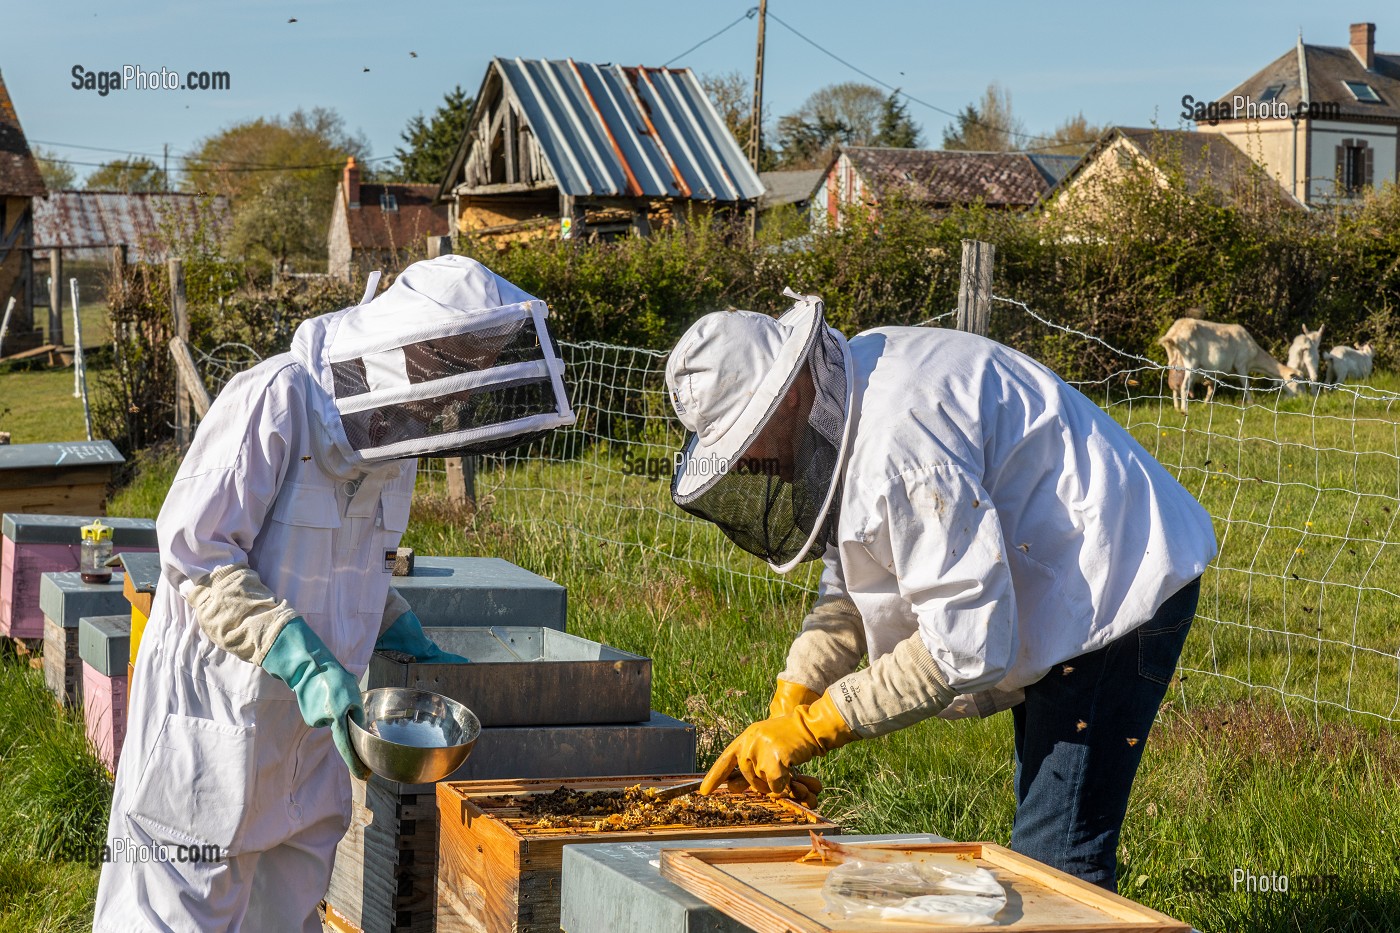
[820,853,1007,925]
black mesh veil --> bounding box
[670,324,850,570]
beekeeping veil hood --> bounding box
[667,290,854,573]
[291,255,575,464]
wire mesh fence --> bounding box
[195,297,1400,723]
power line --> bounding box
[32,148,396,173]
[664,7,758,67]
[32,137,396,170]
[765,11,1061,148]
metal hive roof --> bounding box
[471,58,764,202]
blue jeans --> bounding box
[1010,578,1201,891]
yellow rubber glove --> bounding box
[768,679,821,719]
[700,693,858,798]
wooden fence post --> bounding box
[169,337,212,418]
[427,234,452,259]
[48,249,65,347]
[956,240,995,337]
[169,258,190,449]
[425,235,477,509]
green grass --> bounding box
[0,649,107,933]
[0,367,97,444]
[17,383,1399,931]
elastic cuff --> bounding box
[828,634,957,739]
[186,562,301,665]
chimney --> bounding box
[344,156,360,209]
[1350,22,1375,70]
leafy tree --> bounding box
[182,108,368,264]
[775,82,887,168]
[1038,111,1103,155]
[941,83,1026,152]
[873,92,923,148]
[699,70,776,169]
[31,146,77,190]
[85,157,165,192]
[389,85,474,185]
[229,174,321,271]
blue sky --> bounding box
[4,0,1392,181]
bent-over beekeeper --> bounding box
[668,291,1215,891]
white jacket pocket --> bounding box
[127,714,255,854]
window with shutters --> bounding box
[1335,139,1373,196]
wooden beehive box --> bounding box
[325,776,440,933]
[436,775,841,933]
[0,442,124,518]
[40,572,128,707]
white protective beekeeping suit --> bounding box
[669,298,1216,734]
[93,256,573,932]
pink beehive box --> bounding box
[0,513,157,640]
[82,661,128,771]
[79,614,131,771]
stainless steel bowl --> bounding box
[350,687,480,784]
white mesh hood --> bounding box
[291,256,575,464]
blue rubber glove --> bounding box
[261,617,369,779]
[375,611,470,663]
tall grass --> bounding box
[0,652,108,932]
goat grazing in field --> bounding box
[1164,347,1214,402]
[1158,317,1301,413]
[1286,324,1325,385]
[1324,343,1375,384]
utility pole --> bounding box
[748,0,767,239]
[163,143,169,191]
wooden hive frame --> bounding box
[436,775,841,933]
[659,841,1192,933]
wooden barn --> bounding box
[437,58,764,242]
[0,70,46,355]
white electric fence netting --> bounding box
[204,299,1400,724]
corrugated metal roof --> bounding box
[32,190,231,260]
[487,58,763,202]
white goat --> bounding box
[1158,318,1301,413]
[1324,343,1375,384]
[1285,324,1325,385]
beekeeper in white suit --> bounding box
[671,292,1216,891]
[93,255,574,931]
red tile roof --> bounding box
[345,183,449,250]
